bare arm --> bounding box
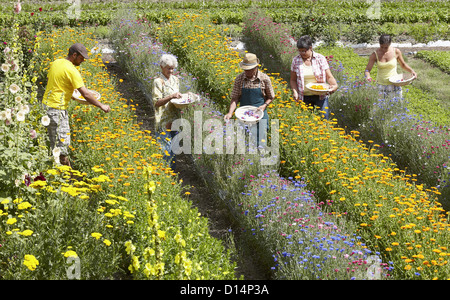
[325,69,338,93]
[290,71,300,101]
[224,77,242,121]
[78,86,110,113]
[364,52,376,82]
[396,48,417,78]
[224,98,239,121]
[154,92,182,108]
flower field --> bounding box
[1,0,449,281]
[111,7,450,280]
[1,14,237,279]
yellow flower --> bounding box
[63,250,78,258]
[17,201,32,210]
[157,230,166,240]
[129,255,140,272]
[143,263,156,277]
[103,239,111,246]
[125,240,135,255]
[19,230,33,236]
[91,232,102,240]
[146,181,156,193]
[46,169,59,176]
[6,218,17,225]
[23,255,39,271]
[144,248,155,260]
[92,166,105,173]
[174,232,186,247]
[29,181,47,189]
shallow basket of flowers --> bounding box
[72,89,101,104]
[389,73,416,86]
[235,105,264,125]
[171,92,200,109]
[305,82,331,95]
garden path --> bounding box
[98,39,271,280]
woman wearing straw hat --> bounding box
[224,53,275,145]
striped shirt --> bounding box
[230,70,275,103]
[291,52,329,100]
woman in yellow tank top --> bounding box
[364,34,417,101]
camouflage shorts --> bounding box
[44,105,71,156]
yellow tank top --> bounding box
[375,50,398,85]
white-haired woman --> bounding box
[152,53,182,169]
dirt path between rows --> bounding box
[99,40,271,280]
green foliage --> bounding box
[0,23,50,198]
[416,50,450,74]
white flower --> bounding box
[52,147,61,158]
[4,109,12,121]
[41,115,50,126]
[53,147,61,164]
[9,83,20,94]
[1,63,10,72]
[16,111,25,122]
[19,104,29,114]
[15,95,23,103]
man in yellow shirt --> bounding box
[42,43,111,166]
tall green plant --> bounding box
[0,23,49,198]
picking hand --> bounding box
[101,104,111,113]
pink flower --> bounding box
[30,129,37,139]
[14,0,21,14]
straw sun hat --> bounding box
[239,53,260,70]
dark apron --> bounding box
[240,81,269,145]
[240,81,268,120]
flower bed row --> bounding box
[242,9,450,206]
[0,18,237,279]
[150,12,450,279]
[111,10,396,280]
